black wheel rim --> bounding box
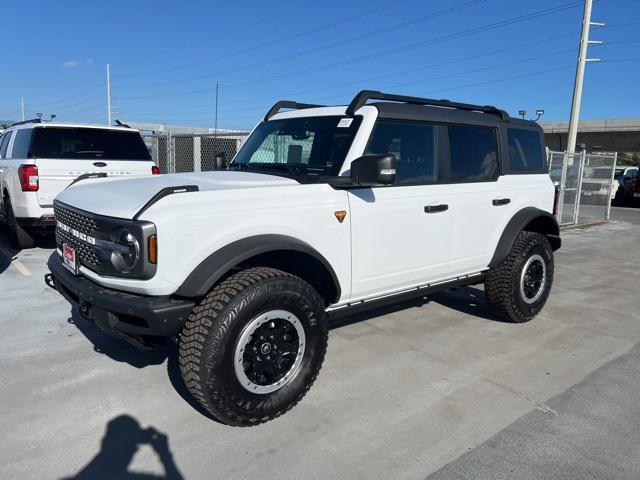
[520,254,546,304]
[234,310,305,394]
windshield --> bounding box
[231,116,362,177]
[30,127,151,160]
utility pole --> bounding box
[214,82,219,134]
[566,0,603,155]
[20,97,25,121]
[106,64,112,126]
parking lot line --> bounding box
[1,248,32,277]
[11,258,32,277]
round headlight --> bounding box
[111,228,140,273]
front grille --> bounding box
[54,203,102,269]
[54,203,97,236]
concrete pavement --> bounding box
[1,220,639,479]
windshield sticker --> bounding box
[337,118,353,128]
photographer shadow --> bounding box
[62,415,184,480]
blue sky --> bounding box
[1,0,638,129]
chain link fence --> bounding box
[548,151,618,226]
[141,130,249,174]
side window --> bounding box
[365,120,438,184]
[0,131,13,158]
[507,128,544,172]
[10,130,32,159]
[448,125,498,182]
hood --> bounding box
[55,171,298,219]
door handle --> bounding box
[424,204,448,213]
[492,198,511,206]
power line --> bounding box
[27,93,104,113]
[210,32,580,109]
[118,0,412,79]
[118,49,576,121]
[116,32,579,117]
[117,0,583,101]
[119,0,484,91]
[25,83,104,107]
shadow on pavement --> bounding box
[429,286,508,323]
[61,415,184,480]
[67,307,221,422]
[330,286,505,329]
[67,308,168,368]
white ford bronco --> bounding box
[46,90,561,426]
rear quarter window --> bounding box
[507,128,545,173]
[448,125,499,182]
[10,129,32,159]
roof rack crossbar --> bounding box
[10,118,42,127]
[264,101,326,121]
[345,90,509,121]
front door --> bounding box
[348,120,451,301]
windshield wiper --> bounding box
[254,164,306,175]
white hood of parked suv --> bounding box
[55,171,298,219]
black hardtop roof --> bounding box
[373,101,541,130]
[264,90,541,130]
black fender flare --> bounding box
[175,234,341,300]
[489,207,561,268]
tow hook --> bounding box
[44,273,56,290]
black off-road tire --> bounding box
[178,267,328,426]
[4,195,35,249]
[485,231,554,323]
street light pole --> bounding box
[566,0,603,155]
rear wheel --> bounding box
[485,231,554,323]
[4,195,35,249]
[178,267,328,426]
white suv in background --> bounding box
[0,120,159,248]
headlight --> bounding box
[110,228,140,273]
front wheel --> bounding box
[485,231,554,323]
[178,267,328,426]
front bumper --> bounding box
[46,252,194,343]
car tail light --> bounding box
[151,165,160,175]
[633,177,637,191]
[553,184,560,215]
[18,165,39,191]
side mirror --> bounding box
[214,152,227,170]
[349,154,396,187]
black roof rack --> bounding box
[264,101,326,121]
[345,90,510,121]
[10,118,42,127]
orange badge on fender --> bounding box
[334,210,347,223]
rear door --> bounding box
[349,119,452,301]
[28,126,154,207]
[446,124,515,276]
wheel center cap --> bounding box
[260,343,272,355]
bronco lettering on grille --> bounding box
[57,221,97,245]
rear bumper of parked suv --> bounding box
[46,252,194,346]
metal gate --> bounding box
[548,151,618,226]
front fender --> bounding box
[174,234,341,300]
